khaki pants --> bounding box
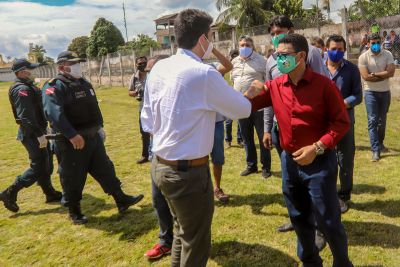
[152,157,214,267]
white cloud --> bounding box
[0,0,218,59]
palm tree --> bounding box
[31,45,46,54]
[216,0,271,29]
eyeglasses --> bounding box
[370,41,381,45]
[276,52,297,58]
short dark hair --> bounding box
[239,35,254,44]
[326,35,347,50]
[229,49,239,60]
[136,56,147,63]
[174,9,213,49]
[268,15,294,33]
[368,33,381,41]
[278,33,309,60]
[311,37,325,48]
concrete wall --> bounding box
[0,68,14,82]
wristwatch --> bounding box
[313,142,325,156]
[371,72,375,76]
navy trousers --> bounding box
[281,150,353,267]
[151,177,173,248]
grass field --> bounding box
[0,81,400,267]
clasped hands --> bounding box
[244,80,266,99]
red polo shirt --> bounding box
[251,68,350,153]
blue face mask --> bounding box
[371,43,381,53]
[327,50,345,63]
[239,47,253,58]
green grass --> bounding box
[0,81,400,266]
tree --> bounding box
[271,0,305,20]
[31,45,46,63]
[119,34,160,56]
[348,0,400,22]
[216,0,271,29]
[68,36,89,58]
[87,17,125,58]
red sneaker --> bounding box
[144,244,171,259]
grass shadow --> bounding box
[344,220,400,248]
[10,193,114,218]
[210,240,298,267]
[356,145,400,153]
[352,184,386,195]
[83,203,158,243]
[215,193,285,216]
[351,199,400,218]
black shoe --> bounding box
[113,191,144,213]
[315,230,327,251]
[277,222,294,232]
[339,199,349,213]
[68,204,88,225]
[380,144,389,153]
[136,157,149,164]
[371,151,380,162]
[45,190,62,203]
[0,182,23,213]
[0,189,19,213]
[240,168,257,176]
[261,169,272,179]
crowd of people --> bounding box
[0,8,397,267]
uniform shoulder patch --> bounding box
[45,87,56,95]
[18,90,29,97]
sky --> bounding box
[0,0,355,59]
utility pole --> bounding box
[122,2,129,42]
[316,0,321,36]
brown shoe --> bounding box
[214,188,229,203]
[136,157,149,164]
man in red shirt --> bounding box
[245,34,353,267]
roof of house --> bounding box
[154,13,178,25]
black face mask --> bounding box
[137,63,147,72]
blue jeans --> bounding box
[238,110,271,171]
[271,121,283,159]
[336,123,355,201]
[211,121,225,165]
[281,150,352,267]
[151,176,173,248]
[225,119,242,143]
[364,91,391,152]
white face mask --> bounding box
[68,63,82,78]
[200,35,213,60]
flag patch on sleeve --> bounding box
[18,90,28,97]
[46,87,55,95]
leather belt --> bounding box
[157,155,209,169]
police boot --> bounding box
[68,203,88,225]
[0,182,24,213]
[40,185,62,203]
[112,189,144,214]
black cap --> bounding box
[56,51,86,64]
[11,59,40,73]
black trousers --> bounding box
[54,133,122,206]
[16,134,55,192]
[139,111,151,158]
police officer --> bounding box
[0,59,62,213]
[42,51,144,224]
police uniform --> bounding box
[0,59,62,213]
[42,51,143,224]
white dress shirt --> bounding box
[231,52,266,93]
[141,48,251,160]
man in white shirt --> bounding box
[141,9,251,267]
[231,35,271,178]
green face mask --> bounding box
[272,33,287,48]
[277,54,298,74]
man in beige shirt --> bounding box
[231,35,271,178]
[358,33,395,161]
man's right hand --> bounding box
[244,80,265,99]
[128,91,137,97]
[263,132,273,150]
[69,134,85,150]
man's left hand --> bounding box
[292,145,316,166]
[244,80,265,99]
